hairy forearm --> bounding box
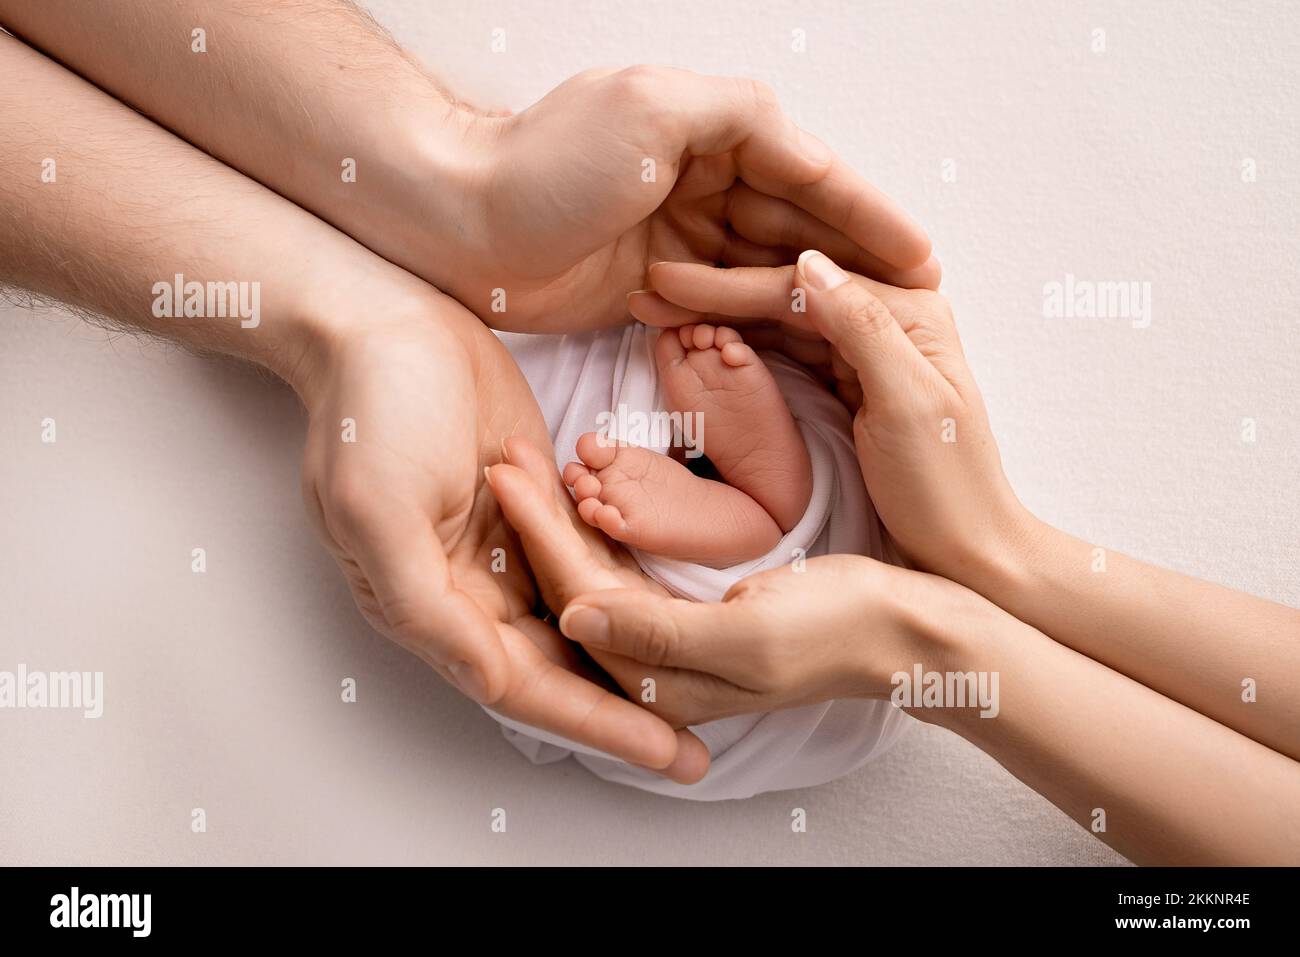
[0,32,433,396]
[917,591,1300,865]
[0,0,482,288]
[966,516,1300,762]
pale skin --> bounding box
[0,0,933,743]
[7,0,1292,864]
[564,322,814,568]
[486,252,1300,865]
[0,32,712,782]
[0,0,939,335]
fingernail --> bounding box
[499,436,510,462]
[558,605,610,647]
[448,661,488,703]
[798,128,832,165]
[798,249,849,291]
[483,465,495,488]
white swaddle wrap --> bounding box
[491,324,911,800]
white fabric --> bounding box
[490,325,912,800]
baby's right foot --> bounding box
[655,324,812,531]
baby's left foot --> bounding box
[563,434,784,567]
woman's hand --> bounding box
[558,557,974,726]
[441,67,940,333]
[631,254,1300,766]
[485,436,974,728]
[292,286,708,781]
[628,253,1034,586]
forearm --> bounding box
[0,32,430,396]
[913,588,1300,865]
[0,0,483,291]
[963,514,1300,761]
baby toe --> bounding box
[691,324,717,350]
[714,326,743,347]
[562,461,590,486]
[576,496,603,527]
[573,473,602,500]
[593,503,629,538]
[575,431,619,470]
[720,341,755,367]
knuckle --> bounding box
[741,77,780,113]
[629,613,680,668]
[910,289,954,321]
[323,470,375,530]
[613,64,667,105]
[847,295,894,337]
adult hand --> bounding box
[446,67,940,332]
[293,286,708,782]
[485,435,977,727]
[0,7,937,334]
[626,253,1033,584]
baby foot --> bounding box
[564,432,783,568]
[655,324,812,532]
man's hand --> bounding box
[295,290,710,781]
[0,4,938,332]
[451,66,940,331]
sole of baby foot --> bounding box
[654,323,813,532]
[566,432,783,567]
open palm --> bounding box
[297,292,706,779]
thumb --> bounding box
[559,587,762,680]
[796,249,923,405]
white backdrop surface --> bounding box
[2,0,1297,865]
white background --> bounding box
[2,0,1296,864]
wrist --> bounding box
[395,96,499,279]
[862,566,1006,727]
[962,508,1058,608]
[263,261,445,409]
[279,266,492,412]
[850,564,982,696]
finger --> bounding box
[491,440,717,743]
[493,619,692,773]
[717,230,792,268]
[654,70,833,187]
[647,261,926,327]
[645,259,934,401]
[510,615,711,782]
[739,151,933,272]
[795,249,931,406]
[332,496,510,704]
[651,263,799,323]
[659,730,712,784]
[558,588,761,679]
[628,289,711,328]
[726,183,940,287]
[628,291,834,374]
[645,70,931,271]
[486,460,623,605]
